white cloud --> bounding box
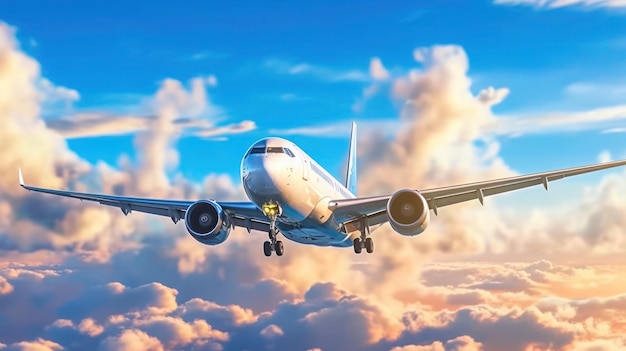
[268,56,389,113]
[269,118,406,138]
[46,113,150,138]
[188,51,228,61]
[260,324,284,338]
[477,86,510,106]
[369,57,390,81]
[99,329,164,351]
[352,56,393,113]
[38,78,79,103]
[356,44,516,282]
[38,78,80,116]
[265,59,370,82]
[267,61,626,138]
[486,104,626,136]
[602,127,626,133]
[46,112,256,140]
[0,21,86,195]
[494,0,626,9]
[391,336,484,351]
[0,276,13,294]
[269,122,351,137]
[76,318,104,337]
[48,319,73,329]
[2,338,64,351]
[563,82,626,105]
[206,75,218,87]
[194,120,256,138]
[272,102,626,139]
[598,150,612,163]
[351,84,380,113]
[0,20,258,263]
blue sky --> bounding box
[3,0,626,183]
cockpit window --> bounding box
[248,146,295,157]
[266,147,284,154]
[249,147,265,155]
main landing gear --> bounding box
[262,201,284,257]
[264,228,284,257]
[353,217,374,254]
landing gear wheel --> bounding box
[275,241,284,256]
[353,238,362,254]
[263,241,272,257]
[364,237,374,253]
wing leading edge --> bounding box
[329,158,626,225]
[17,169,270,232]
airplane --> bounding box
[18,122,626,257]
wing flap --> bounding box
[98,200,180,217]
[21,183,192,210]
[430,177,545,208]
[230,216,271,232]
[420,159,626,200]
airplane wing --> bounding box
[17,169,270,232]
[329,158,626,226]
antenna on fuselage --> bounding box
[345,122,358,196]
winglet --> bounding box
[18,168,24,187]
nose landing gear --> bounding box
[262,201,284,257]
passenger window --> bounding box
[284,148,295,157]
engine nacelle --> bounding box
[386,189,430,236]
[184,200,231,245]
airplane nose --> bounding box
[242,156,280,197]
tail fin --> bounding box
[345,122,357,196]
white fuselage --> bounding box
[240,137,356,247]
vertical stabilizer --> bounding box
[345,122,358,196]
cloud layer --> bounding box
[3,259,626,350]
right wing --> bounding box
[18,169,270,232]
[329,158,626,226]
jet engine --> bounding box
[386,189,430,236]
[184,200,231,245]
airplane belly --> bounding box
[278,223,352,247]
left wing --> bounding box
[18,169,270,232]
[329,158,626,226]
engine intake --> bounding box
[386,189,430,236]
[184,200,231,245]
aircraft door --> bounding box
[303,158,310,180]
